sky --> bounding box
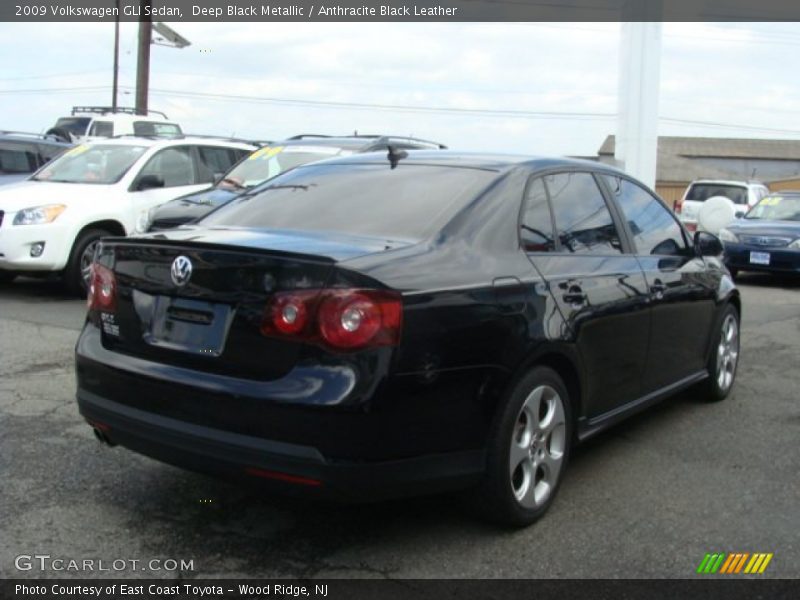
[2,21,800,156]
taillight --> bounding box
[261,289,402,351]
[86,263,117,312]
[674,199,683,214]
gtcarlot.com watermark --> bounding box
[14,554,194,573]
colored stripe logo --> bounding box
[697,552,773,574]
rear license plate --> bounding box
[750,251,770,265]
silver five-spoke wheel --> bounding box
[509,385,566,509]
[716,312,739,393]
[80,240,99,287]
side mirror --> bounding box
[694,231,724,257]
[135,174,164,191]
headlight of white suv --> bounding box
[13,204,66,225]
[718,228,738,243]
[788,239,800,249]
[134,208,153,234]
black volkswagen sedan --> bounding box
[75,152,740,526]
[719,191,800,277]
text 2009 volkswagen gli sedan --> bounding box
[75,151,740,526]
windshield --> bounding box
[219,145,345,189]
[54,117,91,136]
[686,183,748,205]
[201,163,497,240]
[745,195,800,221]
[32,144,147,184]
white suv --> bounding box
[0,136,254,293]
[675,179,769,232]
[47,106,183,143]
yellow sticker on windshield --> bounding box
[247,146,284,160]
[66,144,89,156]
[761,196,782,206]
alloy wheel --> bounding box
[509,385,567,509]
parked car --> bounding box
[0,136,254,292]
[0,131,71,186]
[675,179,769,232]
[719,191,800,277]
[75,152,739,526]
[46,106,183,143]
[146,134,448,231]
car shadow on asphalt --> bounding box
[1,276,74,301]
[735,272,800,289]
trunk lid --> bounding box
[96,228,405,380]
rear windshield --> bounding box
[133,122,182,137]
[220,145,345,189]
[201,163,497,240]
[686,184,748,205]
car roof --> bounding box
[688,179,764,187]
[0,132,72,148]
[278,134,447,152]
[79,136,255,150]
[295,150,627,174]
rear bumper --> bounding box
[724,243,800,274]
[75,323,490,500]
[77,387,484,501]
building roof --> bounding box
[598,135,800,183]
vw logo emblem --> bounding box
[170,255,193,287]
[758,237,769,246]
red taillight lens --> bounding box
[262,290,318,336]
[86,263,117,312]
[674,199,683,214]
[261,289,402,351]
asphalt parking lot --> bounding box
[1,274,798,579]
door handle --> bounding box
[651,280,666,299]
[562,285,587,308]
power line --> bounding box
[138,86,616,120]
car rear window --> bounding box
[685,184,748,205]
[201,163,497,240]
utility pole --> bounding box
[134,0,152,115]
[111,0,120,110]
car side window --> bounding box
[520,177,556,252]
[138,147,195,188]
[545,172,623,255]
[88,121,113,137]
[196,146,242,184]
[605,176,687,256]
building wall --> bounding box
[655,183,688,208]
[768,179,800,192]
[690,157,800,181]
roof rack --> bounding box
[182,134,270,146]
[0,130,71,142]
[71,106,170,119]
[287,134,333,140]
[366,135,448,150]
[109,133,267,146]
[287,133,447,149]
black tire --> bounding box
[64,228,109,297]
[699,304,740,402]
[0,269,17,284]
[473,366,573,527]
